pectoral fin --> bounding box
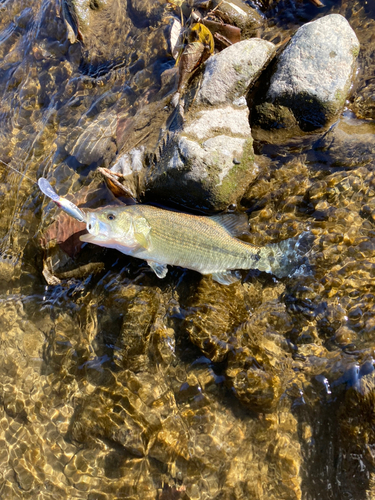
[211,270,241,285]
[147,261,168,279]
[133,215,152,250]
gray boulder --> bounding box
[197,39,277,107]
[253,14,360,132]
[146,105,255,211]
[146,39,276,211]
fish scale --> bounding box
[138,206,260,273]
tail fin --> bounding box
[255,232,313,279]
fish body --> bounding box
[80,204,301,284]
[37,176,307,284]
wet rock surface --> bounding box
[253,14,360,133]
[311,113,375,169]
[144,104,255,211]
[145,39,276,211]
[211,0,263,37]
[196,39,276,106]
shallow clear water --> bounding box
[0,0,375,499]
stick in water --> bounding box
[0,159,36,184]
[0,159,87,223]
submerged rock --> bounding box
[211,0,263,37]
[253,14,360,133]
[183,277,294,411]
[146,39,276,211]
[311,113,375,169]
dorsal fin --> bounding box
[209,213,250,237]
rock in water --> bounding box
[146,39,276,211]
[312,115,375,169]
[210,0,263,38]
[196,38,277,106]
[253,14,360,133]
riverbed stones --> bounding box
[146,39,276,211]
[311,115,375,169]
[253,14,360,133]
[211,0,263,37]
[182,276,294,411]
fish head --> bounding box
[80,206,137,248]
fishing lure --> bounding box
[38,178,87,223]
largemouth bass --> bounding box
[79,204,307,284]
[37,177,308,284]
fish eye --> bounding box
[107,213,116,221]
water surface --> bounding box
[0,0,375,499]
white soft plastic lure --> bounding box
[38,178,87,223]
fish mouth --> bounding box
[80,213,112,246]
[79,233,108,245]
[85,213,110,240]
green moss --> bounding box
[334,89,347,108]
[239,136,255,170]
[233,78,248,97]
[233,63,243,74]
[218,137,255,202]
[351,45,360,58]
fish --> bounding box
[36,177,309,284]
[79,204,309,284]
[38,178,87,223]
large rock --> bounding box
[197,38,277,106]
[253,14,360,133]
[145,39,276,211]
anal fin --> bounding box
[211,270,241,285]
[147,260,168,279]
